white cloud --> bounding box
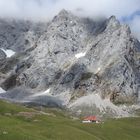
[0,0,139,20]
[0,0,140,38]
[129,16,140,40]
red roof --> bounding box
[83,116,97,121]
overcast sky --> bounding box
[0,0,140,39]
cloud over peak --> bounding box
[0,0,139,19]
[0,0,140,39]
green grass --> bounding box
[0,100,140,140]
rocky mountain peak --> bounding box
[52,9,76,23]
[108,15,118,22]
[58,9,70,17]
[0,10,140,117]
[106,15,120,30]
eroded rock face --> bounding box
[0,49,6,62]
[0,10,140,117]
[0,19,48,52]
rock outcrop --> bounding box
[0,49,6,63]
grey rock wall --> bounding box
[0,10,140,117]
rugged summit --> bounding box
[0,10,140,117]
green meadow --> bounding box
[0,100,140,140]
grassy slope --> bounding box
[0,100,140,140]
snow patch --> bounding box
[95,67,101,74]
[75,52,86,59]
[1,48,15,58]
[0,87,6,94]
[32,88,51,97]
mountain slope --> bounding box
[0,10,140,117]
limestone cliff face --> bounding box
[0,10,140,117]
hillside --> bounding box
[0,100,140,140]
